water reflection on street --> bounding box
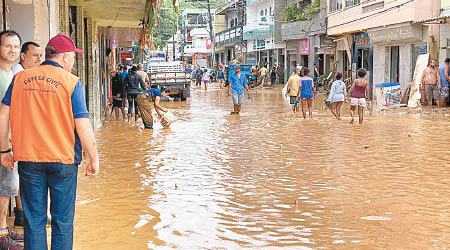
[74,85,450,249]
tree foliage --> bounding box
[180,0,225,10]
[153,0,178,49]
[152,0,225,49]
[282,0,320,22]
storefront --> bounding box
[335,36,352,81]
[354,33,371,70]
[368,23,425,87]
[246,37,275,67]
[353,33,373,95]
[318,35,335,76]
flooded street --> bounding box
[74,85,450,249]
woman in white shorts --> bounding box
[346,68,369,124]
[327,72,346,120]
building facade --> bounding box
[184,28,212,67]
[278,0,328,77]
[215,0,246,65]
[182,8,212,65]
[437,0,450,63]
[327,0,440,98]
[0,0,152,129]
[243,0,283,67]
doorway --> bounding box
[390,46,399,83]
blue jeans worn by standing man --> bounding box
[127,94,139,117]
[18,162,78,250]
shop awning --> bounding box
[414,9,450,23]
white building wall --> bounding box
[372,45,387,86]
[439,23,450,63]
[399,44,413,84]
[247,0,273,24]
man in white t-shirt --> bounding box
[136,64,149,89]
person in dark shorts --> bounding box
[270,67,277,86]
[285,67,301,113]
[110,70,126,120]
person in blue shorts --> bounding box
[438,58,450,107]
[297,68,315,119]
[217,65,225,89]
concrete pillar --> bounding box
[372,45,386,99]
[399,44,412,84]
[337,51,343,74]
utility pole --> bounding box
[173,18,176,61]
[173,34,176,61]
[206,0,216,68]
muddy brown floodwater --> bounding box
[73,85,450,249]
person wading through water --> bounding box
[228,66,251,115]
[125,65,146,121]
[346,68,370,124]
[136,87,170,129]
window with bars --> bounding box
[330,0,343,12]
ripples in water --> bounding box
[74,86,450,249]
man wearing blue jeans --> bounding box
[0,34,99,250]
[228,66,250,115]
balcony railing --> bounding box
[215,25,244,47]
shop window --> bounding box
[345,0,360,8]
[390,46,400,83]
[330,0,342,12]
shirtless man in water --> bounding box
[421,59,441,107]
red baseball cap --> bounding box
[46,34,84,55]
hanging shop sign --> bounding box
[320,35,334,48]
[110,40,118,49]
[355,33,370,49]
[206,38,212,49]
[299,38,310,55]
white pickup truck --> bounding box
[147,61,190,100]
